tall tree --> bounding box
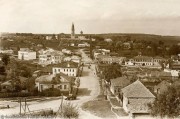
[148,86,180,118]
[102,63,122,82]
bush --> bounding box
[59,102,79,118]
[40,88,61,97]
[0,92,37,98]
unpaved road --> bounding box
[0,49,102,119]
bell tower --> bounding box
[71,23,75,39]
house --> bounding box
[121,80,155,115]
[63,56,72,62]
[35,73,74,92]
[171,61,180,71]
[125,59,135,66]
[154,80,171,95]
[110,76,130,95]
[63,55,81,64]
[96,54,126,65]
[104,38,112,42]
[126,55,164,68]
[133,56,154,66]
[138,71,172,81]
[38,51,64,66]
[0,80,14,92]
[52,61,79,77]
[62,49,72,55]
[0,49,14,54]
[171,70,179,79]
[153,56,166,66]
[18,48,36,60]
[123,42,131,49]
[71,55,81,64]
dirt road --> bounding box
[0,49,101,119]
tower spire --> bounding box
[71,22,75,39]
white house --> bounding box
[52,61,79,77]
[71,55,81,64]
[62,49,72,55]
[39,50,64,66]
[0,49,14,54]
[18,48,36,60]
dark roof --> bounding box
[52,61,78,68]
[134,56,153,60]
[35,73,73,84]
[111,77,130,88]
[122,80,155,98]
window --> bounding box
[41,85,43,91]
[58,69,60,72]
[59,85,62,89]
[64,85,67,89]
[64,69,65,72]
[54,69,56,73]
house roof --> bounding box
[121,80,155,98]
[134,56,153,60]
[52,61,78,68]
[153,56,165,60]
[19,76,28,83]
[111,77,130,88]
[1,80,12,86]
[35,73,73,84]
[35,74,54,84]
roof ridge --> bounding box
[122,80,155,98]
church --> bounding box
[70,23,88,40]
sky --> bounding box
[0,0,180,36]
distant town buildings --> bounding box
[96,54,126,65]
[125,55,165,68]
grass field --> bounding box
[81,99,116,118]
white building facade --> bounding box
[18,49,36,60]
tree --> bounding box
[2,54,10,66]
[0,65,6,75]
[102,63,122,82]
[148,86,180,118]
[169,45,180,55]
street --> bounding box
[0,49,102,119]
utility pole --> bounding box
[19,98,21,115]
[25,98,26,114]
